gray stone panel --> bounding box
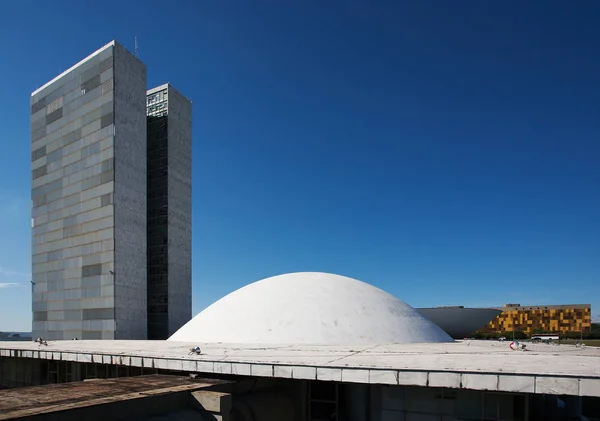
[82,308,114,320]
[31,40,151,341]
[81,57,113,85]
[46,108,63,125]
[166,86,193,336]
[31,126,46,142]
[46,147,64,164]
[31,42,114,104]
[100,193,112,207]
[31,116,47,133]
[82,263,102,277]
[82,330,102,339]
[64,310,82,320]
[101,79,114,95]
[33,311,47,321]
[100,112,113,128]
[63,128,82,148]
[31,97,47,114]
[32,165,48,179]
[113,42,147,339]
[82,74,101,93]
[31,145,47,162]
[30,42,121,340]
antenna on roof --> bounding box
[134,36,139,58]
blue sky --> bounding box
[1,1,599,331]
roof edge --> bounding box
[147,83,192,103]
[31,40,117,98]
[147,83,170,95]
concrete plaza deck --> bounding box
[2,339,600,397]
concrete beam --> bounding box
[190,391,232,414]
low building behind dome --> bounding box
[168,272,453,345]
[416,307,503,339]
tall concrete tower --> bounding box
[32,41,146,340]
[146,84,192,339]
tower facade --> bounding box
[31,41,148,340]
[146,84,192,339]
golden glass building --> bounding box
[479,304,592,335]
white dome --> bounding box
[168,272,453,345]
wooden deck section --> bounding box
[0,375,226,420]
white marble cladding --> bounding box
[165,86,192,336]
[113,42,148,339]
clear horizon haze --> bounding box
[1,1,599,331]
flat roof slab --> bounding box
[0,375,223,420]
[2,340,600,397]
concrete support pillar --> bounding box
[71,362,82,382]
[190,390,232,420]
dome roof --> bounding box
[168,272,453,345]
